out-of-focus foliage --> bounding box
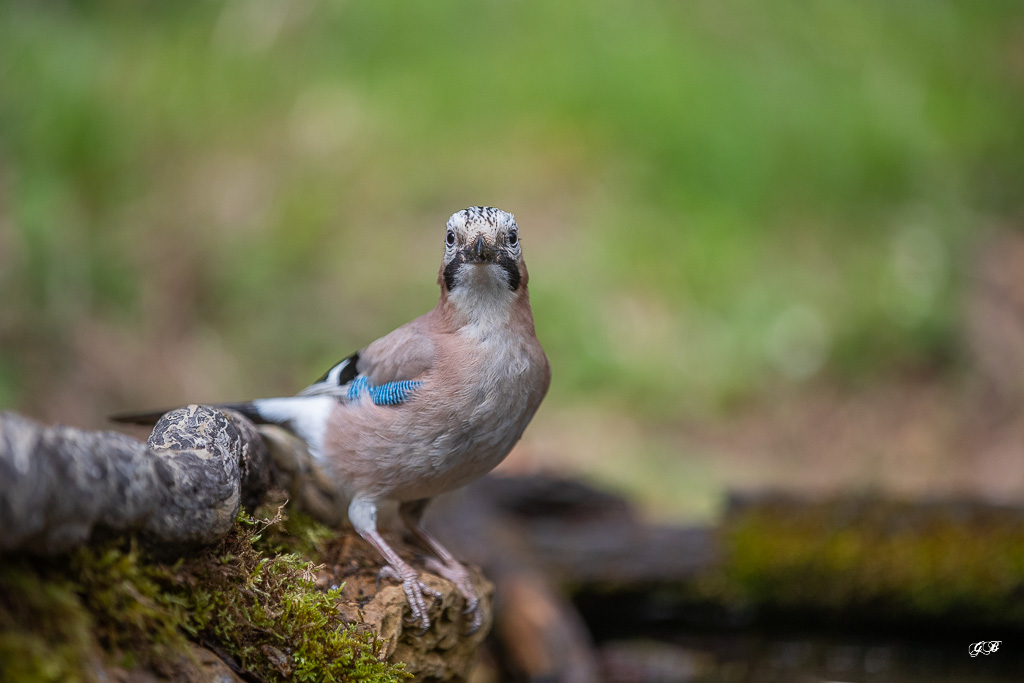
[1,0,1022,423]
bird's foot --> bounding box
[425,557,483,634]
[378,564,442,632]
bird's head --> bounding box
[439,207,527,295]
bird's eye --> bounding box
[508,229,518,247]
[446,230,456,247]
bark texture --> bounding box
[0,406,271,555]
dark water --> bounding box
[598,630,1022,682]
[577,593,1024,682]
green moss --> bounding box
[72,541,190,667]
[0,563,96,682]
[719,496,1024,624]
[253,500,338,559]
[0,507,409,683]
[0,540,193,682]
[172,509,408,682]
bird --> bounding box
[113,206,550,632]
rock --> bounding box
[324,531,493,682]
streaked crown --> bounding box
[446,206,517,239]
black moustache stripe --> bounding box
[442,252,521,292]
[443,253,464,291]
[497,252,521,291]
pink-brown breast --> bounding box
[321,304,549,503]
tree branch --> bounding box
[0,406,275,555]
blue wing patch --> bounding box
[346,376,423,406]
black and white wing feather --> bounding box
[296,352,361,398]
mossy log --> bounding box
[721,491,1024,626]
[0,408,493,682]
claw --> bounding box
[458,600,483,635]
[378,565,438,630]
[421,581,444,601]
[378,564,437,631]
[425,557,483,634]
[462,595,479,615]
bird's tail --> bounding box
[110,396,334,458]
[109,402,266,426]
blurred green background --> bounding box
[2,0,1023,519]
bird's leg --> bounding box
[399,499,483,634]
[348,498,440,631]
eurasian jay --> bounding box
[115,207,550,632]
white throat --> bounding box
[448,263,517,335]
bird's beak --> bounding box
[464,235,499,263]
